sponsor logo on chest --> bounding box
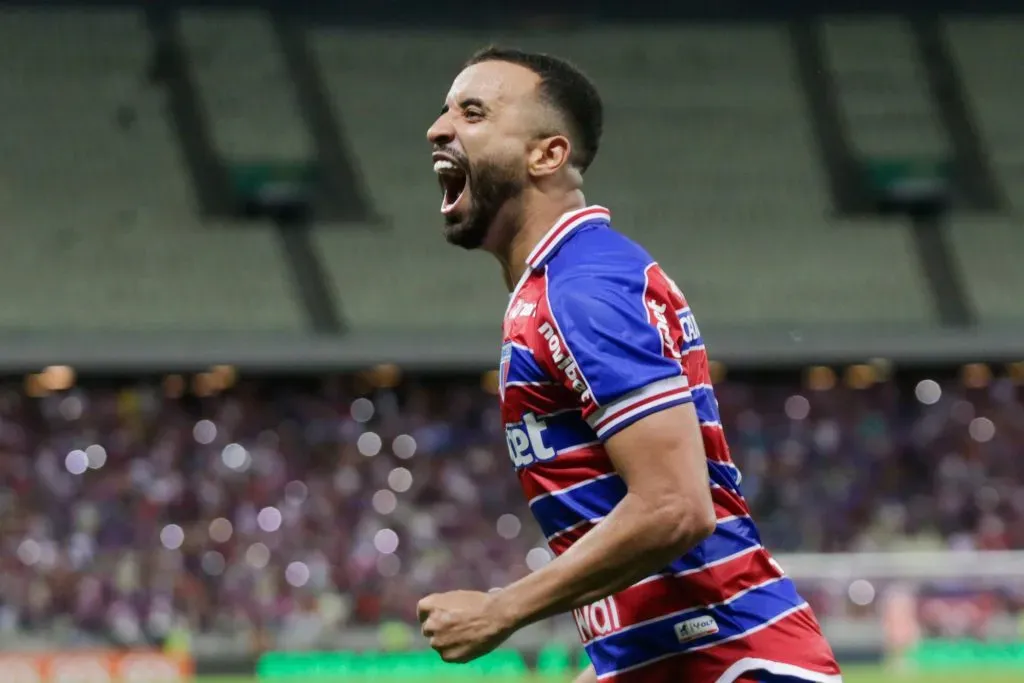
[537,322,592,402]
[505,413,555,467]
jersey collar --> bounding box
[525,205,611,271]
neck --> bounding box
[496,189,586,291]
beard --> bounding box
[444,156,525,251]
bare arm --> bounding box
[489,402,716,628]
[573,664,597,683]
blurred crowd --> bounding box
[0,368,1022,647]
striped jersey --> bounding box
[500,206,842,683]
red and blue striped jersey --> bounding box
[500,206,842,683]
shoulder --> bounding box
[530,226,692,434]
[535,224,691,370]
[546,224,654,280]
[536,224,681,366]
[543,225,656,311]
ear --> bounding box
[527,135,572,178]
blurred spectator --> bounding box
[0,370,1021,643]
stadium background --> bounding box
[0,0,1022,681]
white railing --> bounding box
[776,550,1024,580]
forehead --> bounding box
[446,60,540,107]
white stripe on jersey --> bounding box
[588,375,690,437]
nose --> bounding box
[427,114,454,147]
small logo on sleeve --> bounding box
[646,298,682,359]
[674,615,719,644]
[508,300,537,319]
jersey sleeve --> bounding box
[541,264,693,440]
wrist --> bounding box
[486,585,530,632]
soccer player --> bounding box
[416,47,843,683]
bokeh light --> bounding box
[257,506,282,532]
[496,514,522,539]
[202,551,226,576]
[358,431,383,457]
[372,490,397,515]
[915,380,941,405]
[221,443,249,471]
[284,481,308,505]
[969,417,996,443]
[848,579,876,606]
[784,395,810,421]
[393,434,417,459]
[17,539,41,566]
[85,444,107,469]
[526,547,552,571]
[209,518,233,543]
[60,396,83,420]
[285,561,310,587]
[374,528,400,554]
[160,524,184,550]
[193,420,217,444]
[245,543,270,569]
[387,467,413,493]
[65,450,88,475]
[350,398,374,423]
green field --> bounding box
[212,667,1024,683]
[821,669,1021,683]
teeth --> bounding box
[433,159,458,174]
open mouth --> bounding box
[433,154,469,215]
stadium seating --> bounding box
[821,18,949,159]
[0,11,1016,334]
[945,18,1024,212]
[0,10,303,332]
[179,9,311,162]
[309,28,511,332]
[948,216,1024,324]
[940,19,1024,325]
[311,25,935,330]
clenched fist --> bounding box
[417,590,515,663]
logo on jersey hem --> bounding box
[674,615,719,643]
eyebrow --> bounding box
[440,97,489,116]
